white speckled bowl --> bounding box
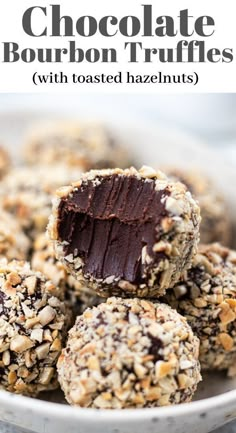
[0,373,236,433]
[0,98,235,433]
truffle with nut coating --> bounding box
[0,210,30,261]
[165,168,231,246]
[0,165,82,240]
[163,243,236,376]
[57,297,201,408]
[24,121,130,170]
[48,166,201,298]
[0,260,69,396]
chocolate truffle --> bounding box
[32,233,103,315]
[0,210,30,261]
[165,168,231,245]
[0,165,82,240]
[0,260,69,396]
[163,243,236,376]
[24,121,130,170]
[48,167,201,298]
[58,297,201,408]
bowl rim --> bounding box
[1,388,236,422]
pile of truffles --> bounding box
[0,121,234,411]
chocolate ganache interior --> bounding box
[58,175,170,284]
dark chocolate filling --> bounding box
[147,333,164,362]
[58,175,170,285]
[0,291,7,316]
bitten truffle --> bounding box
[0,210,30,261]
[163,243,236,376]
[48,167,201,298]
[24,121,130,170]
[165,168,231,245]
[57,297,201,408]
[0,260,69,396]
[0,165,82,240]
[32,233,103,315]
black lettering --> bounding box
[51,4,74,36]
[21,48,36,63]
[179,9,194,37]
[144,48,158,62]
[119,16,141,37]
[101,48,117,62]
[76,16,97,37]
[159,48,173,62]
[69,41,84,62]
[22,6,47,37]
[85,48,100,62]
[3,42,20,62]
[125,42,142,62]
[155,16,177,37]
[222,48,233,63]
[99,16,118,36]
[142,4,153,36]
[195,16,215,37]
[207,48,221,63]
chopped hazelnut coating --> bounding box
[57,297,201,408]
[0,165,82,240]
[165,168,231,246]
[32,233,103,315]
[48,166,200,298]
[0,210,30,261]
[163,243,236,375]
[0,260,69,396]
[24,121,130,170]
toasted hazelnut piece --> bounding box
[38,306,56,326]
[7,272,21,286]
[10,336,34,353]
[35,343,51,360]
[219,333,234,351]
[24,276,37,295]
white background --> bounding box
[0,0,236,92]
